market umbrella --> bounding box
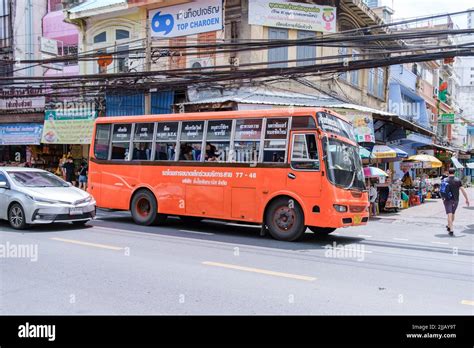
[404,154,442,168]
[364,166,389,178]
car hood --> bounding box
[20,186,90,204]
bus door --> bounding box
[286,131,322,198]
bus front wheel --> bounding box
[308,226,336,235]
[131,190,167,226]
[265,197,305,242]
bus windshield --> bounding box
[323,137,365,191]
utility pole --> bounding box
[144,13,152,115]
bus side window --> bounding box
[206,120,232,162]
[263,118,289,163]
[132,123,153,160]
[94,124,111,160]
[291,134,319,170]
[155,122,178,161]
[111,123,132,160]
[179,121,204,161]
[233,119,262,163]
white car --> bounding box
[0,167,96,229]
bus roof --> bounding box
[95,108,349,124]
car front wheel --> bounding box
[8,203,28,230]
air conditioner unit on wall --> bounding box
[433,86,439,98]
[188,57,214,71]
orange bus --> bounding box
[89,108,369,241]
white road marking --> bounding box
[431,241,449,245]
[461,300,474,306]
[50,237,123,251]
[358,234,372,238]
[179,229,214,236]
[325,246,372,254]
[393,238,409,241]
[202,261,316,281]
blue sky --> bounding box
[380,0,472,27]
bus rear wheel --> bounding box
[265,197,305,242]
[131,190,167,226]
[308,226,336,235]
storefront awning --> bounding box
[451,157,464,169]
[466,163,474,169]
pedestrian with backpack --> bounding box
[440,168,470,235]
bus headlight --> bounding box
[333,204,348,213]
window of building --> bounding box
[296,30,316,66]
[179,121,204,161]
[132,123,154,160]
[368,68,375,95]
[111,123,132,160]
[234,119,262,163]
[169,36,186,69]
[206,120,232,162]
[94,124,111,160]
[93,32,107,44]
[377,67,385,98]
[115,45,129,73]
[263,118,289,163]
[0,0,11,47]
[116,29,129,40]
[197,31,216,60]
[155,122,178,161]
[350,50,360,86]
[268,28,288,68]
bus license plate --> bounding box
[353,215,362,224]
[70,208,83,215]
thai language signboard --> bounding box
[248,0,337,33]
[149,0,222,38]
[42,109,97,144]
[0,123,43,145]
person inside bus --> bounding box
[133,143,149,160]
[205,143,218,161]
[180,144,194,161]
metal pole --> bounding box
[144,13,152,115]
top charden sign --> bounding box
[248,0,336,33]
[149,0,223,38]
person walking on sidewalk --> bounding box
[443,168,470,236]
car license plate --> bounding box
[353,215,362,224]
[70,208,83,215]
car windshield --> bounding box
[7,171,69,188]
[323,137,366,191]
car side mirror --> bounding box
[0,181,9,189]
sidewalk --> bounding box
[373,188,474,228]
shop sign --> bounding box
[458,154,471,160]
[42,109,98,144]
[149,0,222,38]
[417,149,434,156]
[40,37,58,55]
[0,87,45,110]
[341,111,375,143]
[439,113,455,124]
[248,0,337,33]
[0,123,43,145]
